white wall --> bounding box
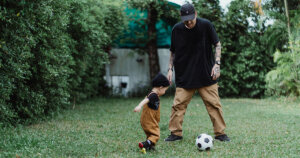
[105,48,175,96]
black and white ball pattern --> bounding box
[195,133,213,151]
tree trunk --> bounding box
[283,0,291,46]
[147,3,160,80]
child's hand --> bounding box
[134,106,141,112]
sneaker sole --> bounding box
[215,139,231,142]
[164,138,183,142]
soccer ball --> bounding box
[195,133,213,151]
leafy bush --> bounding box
[265,39,300,97]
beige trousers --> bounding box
[169,83,226,136]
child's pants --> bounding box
[169,83,226,136]
[140,104,160,145]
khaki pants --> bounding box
[169,83,226,136]
[141,104,160,144]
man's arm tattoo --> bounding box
[215,42,221,60]
[215,66,220,74]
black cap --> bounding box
[152,72,170,87]
[180,3,195,22]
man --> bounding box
[164,3,230,142]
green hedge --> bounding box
[0,0,126,126]
[0,0,73,125]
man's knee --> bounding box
[172,102,188,111]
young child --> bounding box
[134,72,170,152]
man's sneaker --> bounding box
[138,140,154,150]
[164,134,183,142]
[215,134,230,142]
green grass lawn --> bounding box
[1,97,300,157]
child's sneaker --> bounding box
[138,140,154,151]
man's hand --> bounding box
[211,64,220,80]
[167,69,173,85]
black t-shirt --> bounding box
[147,92,159,110]
[170,18,220,88]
